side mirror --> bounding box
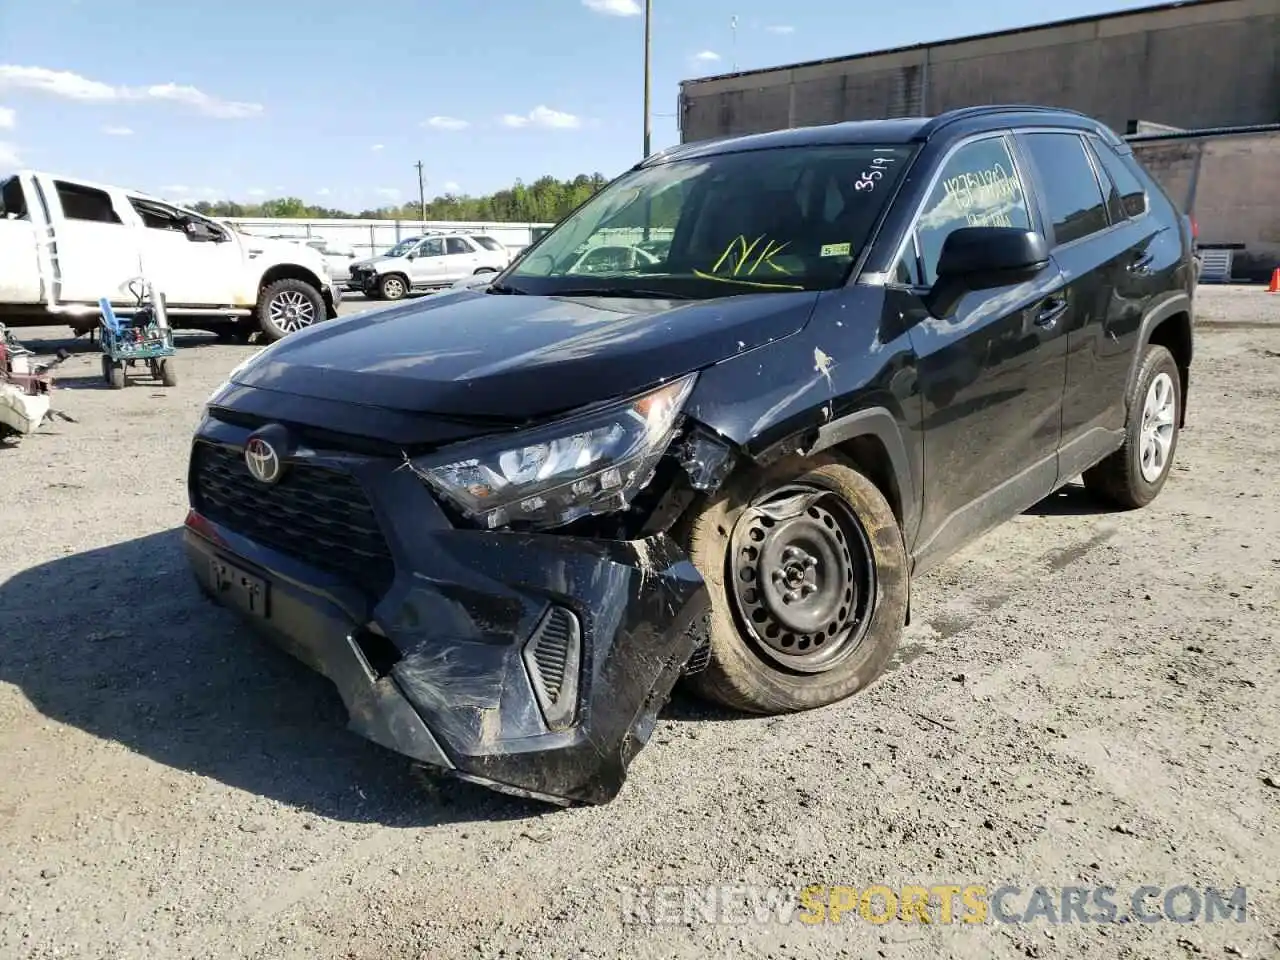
[926,227,1050,317]
[183,218,218,243]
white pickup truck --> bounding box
[0,170,341,342]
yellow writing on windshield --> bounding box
[710,234,793,277]
[692,269,806,291]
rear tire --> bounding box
[257,278,324,342]
[677,453,908,715]
[157,357,178,387]
[107,361,125,390]
[1083,344,1182,509]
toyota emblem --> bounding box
[244,437,283,485]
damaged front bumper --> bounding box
[182,445,710,804]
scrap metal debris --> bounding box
[0,324,69,441]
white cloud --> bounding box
[501,105,581,130]
[766,24,795,34]
[316,187,331,196]
[102,125,133,136]
[0,65,263,119]
[0,141,20,167]
[581,0,641,15]
[693,50,721,62]
[158,185,220,200]
[371,143,384,151]
[375,187,400,199]
[425,115,468,131]
[0,106,14,129]
[247,188,266,197]
[442,181,460,192]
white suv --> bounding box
[352,233,512,300]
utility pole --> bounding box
[731,15,738,72]
[642,0,652,159]
[414,160,426,222]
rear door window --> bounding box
[54,181,124,224]
[445,237,473,255]
[1019,132,1110,246]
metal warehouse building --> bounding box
[677,0,1280,279]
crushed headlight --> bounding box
[415,372,697,531]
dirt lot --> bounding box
[1,286,1278,959]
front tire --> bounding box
[679,453,908,715]
[378,274,408,301]
[1083,344,1182,509]
[257,278,324,342]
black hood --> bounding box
[233,288,819,420]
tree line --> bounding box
[186,173,612,222]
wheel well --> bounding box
[833,434,904,528]
[259,264,324,296]
[1147,311,1192,426]
[378,271,409,286]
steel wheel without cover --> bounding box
[268,289,318,333]
[1139,371,1176,483]
[728,482,876,675]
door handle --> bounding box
[1035,296,1068,327]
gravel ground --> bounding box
[1,284,1278,959]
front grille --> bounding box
[191,440,396,596]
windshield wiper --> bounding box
[551,287,695,300]
[486,282,528,295]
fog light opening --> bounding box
[522,605,582,732]
[350,625,402,681]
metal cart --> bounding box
[99,279,177,390]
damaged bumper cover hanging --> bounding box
[184,512,709,806]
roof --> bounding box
[9,168,206,214]
[643,105,1116,165]
[680,0,1238,87]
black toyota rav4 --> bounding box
[185,105,1194,805]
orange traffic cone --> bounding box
[1269,268,1280,293]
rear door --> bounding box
[899,132,1071,570]
[44,179,142,303]
[442,236,480,280]
[1014,130,1151,479]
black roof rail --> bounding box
[915,103,1111,140]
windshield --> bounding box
[504,143,915,298]
[383,238,421,258]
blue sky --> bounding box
[0,0,1162,209]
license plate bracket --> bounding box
[210,557,270,619]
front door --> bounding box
[895,133,1071,572]
[407,237,447,287]
[46,180,142,303]
[127,195,243,306]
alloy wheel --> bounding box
[268,290,317,333]
[1139,371,1177,483]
